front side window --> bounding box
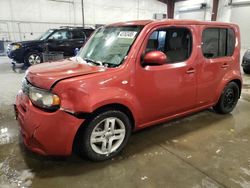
[145,27,192,63]
[78,26,142,67]
[202,28,235,58]
[48,30,72,40]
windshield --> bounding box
[78,26,142,67]
[38,29,54,40]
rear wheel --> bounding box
[77,110,131,161]
[213,82,240,114]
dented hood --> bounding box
[26,59,105,90]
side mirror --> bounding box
[142,51,167,66]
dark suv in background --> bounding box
[7,26,94,66]
[242,49,250,74]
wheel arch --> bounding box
[24,46,43,56]
[81,103,135,130]
[213,78,242,114]
[215,71,242,103]
[230,79,242,97]
[24,48,44,62]
[72,102,135,154]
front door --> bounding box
[47,30,73,56]
[135,25,198,126]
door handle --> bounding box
[221,63,229,68]
[186,68,195,74]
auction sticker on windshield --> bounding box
[118,31,137,39]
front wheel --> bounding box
[77,110,132,161]
[24,52,42,66]
[213,82,240,114]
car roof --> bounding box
[107,20,153,26]
[106,19,238,27]
[52,27,95,31]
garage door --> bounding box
[178,10,205,20]
[230,6,250,49]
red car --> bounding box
[15,20,242,161]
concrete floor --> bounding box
[0,56,250,188]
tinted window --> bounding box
[227,28,235,56]
[146,28,192,63]
[219,29,227,56]
[202,28,235,58]
[202,29,219,58]
[72,30,86,39]
[84,29,95,37]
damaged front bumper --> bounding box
[15,90,84,156]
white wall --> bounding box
[174,0,250,49]
[0,0,167,42]
[217,0,250,49]
[1,0,250,49]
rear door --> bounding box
[197,26,236,105]
[135,25,198,126]
[83,29,95,38]
[69,29,87,50]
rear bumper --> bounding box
[15,90,84,156]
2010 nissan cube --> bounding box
[15,20,242,161]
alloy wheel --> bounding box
[90,117,126,155]
[28,54,41,65]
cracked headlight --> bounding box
[11,44,22,50]
[29,87,60,111]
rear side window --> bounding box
[84,29,94,37]
[227,29,235,55]
[202,28,235,58]
[72,30,86,39]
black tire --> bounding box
[76,110,132,161]
[243,68,250,74]
[24,51,42,66]
[213,82,240,114]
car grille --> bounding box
[7,44,11,55]
[7,44,11,51]
[22,79,30,95]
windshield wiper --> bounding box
[102,62,117,68]
[71,56,87,64]
[84,58,103,66]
